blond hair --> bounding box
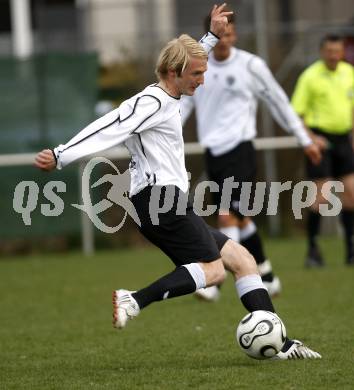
[155,34,207,80]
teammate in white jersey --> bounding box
[34,4,320,360]
[181,10,322,300]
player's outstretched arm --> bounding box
[209,3,233,38]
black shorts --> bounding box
[307,128,354,179]
[130,186,228,267]
[205,141,257,215]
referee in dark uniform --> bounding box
[292,34,354,267]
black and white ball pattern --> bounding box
[236,310,286,359]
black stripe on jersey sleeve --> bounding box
[129,95,162,134]
[59,94,162,154]
[247,58,291,128]
[137,133,146,157]
[60,113,121,153]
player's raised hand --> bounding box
[34,149,56,171]
[209,3,233,38]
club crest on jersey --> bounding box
[226,75,236,86]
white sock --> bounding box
[219,226,240,242]
[239,221,257,241]
[235,274,266,299]
[182,263,206,290]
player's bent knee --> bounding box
[220,239,258,277]
[218,213,238,227]
[237,217,252,229]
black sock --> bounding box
[340,209,354,259]
[240,284,293,350]
[241,232,273,282]
[308,210,321,249]
[240,288,275,313]
[240,288,294,352]
[132,266,196,309]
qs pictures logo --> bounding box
[72,157,141,233]
[13,157,141,233]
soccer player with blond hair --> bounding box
[35,4,320,359]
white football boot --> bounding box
[272,340,322,360]
[112,289,140,329]
[263,276,281,297]
[194,286,220,302]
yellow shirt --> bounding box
[291,60,354,134]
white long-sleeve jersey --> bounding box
[53,33,218,196]
[180,47,312,156]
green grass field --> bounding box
[1,237,353,389]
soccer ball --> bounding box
[236,310,286,359]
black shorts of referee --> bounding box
[130,185,228,267]
[307,128,354,179]
[205,140,257,218]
